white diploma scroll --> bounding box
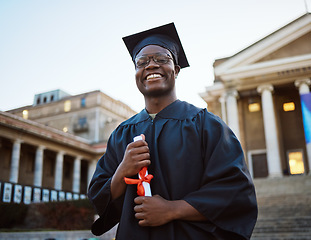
[134,135,152,197]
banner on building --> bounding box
[24,186,32,204]
[73,193,79,200]
[0,181,86,204]
[42,189,50,202]
[13,185,22,203]
[301,93,311,143]
[59,191,65,201]
[3,183,12,203]
[66,192,72,200]
[51,190,58,201]
[33,188,41,203]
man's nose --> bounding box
[145,58,159,68]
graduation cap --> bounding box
[123,23,189,69]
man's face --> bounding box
[135,45,180,98]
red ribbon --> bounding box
[124,167,153,196]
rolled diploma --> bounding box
[134,135,152,197]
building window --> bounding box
[64,100,71,112]
[22,110,29,119]
[37,98,41,105]
[248,103,261,112]
[51,95,54,101]
[79,117,87,126]
[74,117,89,132]
[43,97,47,103]
[283,102,295,112]
[288,150,304,175]
[81,97,86,108]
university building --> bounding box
[8,89,136,144]
[200,13,311,178]
[0,90,136,204]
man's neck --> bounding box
[144,95,177,114]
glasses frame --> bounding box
[135,53,174,68]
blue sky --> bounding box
[0,0,309,112]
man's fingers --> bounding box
[127,144,149,154]
[135,212,144,219]
[131,139,148,147]
[134,196,145,205]
[138,219,149,226]
[140,134,145,141]
[134,204,143,213]
[134,152,150,161]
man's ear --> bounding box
[175,65,181,75]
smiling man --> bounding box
[88,23,258,240]
[135,44,179,113]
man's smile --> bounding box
[146,73,163,80]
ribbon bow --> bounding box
[124,167,153,196]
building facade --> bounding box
[1,90,136,204]
[200,13,311,178]
[0,111,105,203]
[8,90,137,144]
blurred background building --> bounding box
[200,13,311,179]
[0,90,136,204]
[199,14,311,238]
[8,89,136,144]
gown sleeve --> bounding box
[183,110,258,240]
[87,131,124,235]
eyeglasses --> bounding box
[135,53,173,68]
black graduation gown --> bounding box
[88,100,258,240]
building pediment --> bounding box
[214,13,311,83]
[200,13,311,180]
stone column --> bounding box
[9,139,22,183]
[295,78,311,94]
[219,95,227,124]
[295,78,311,174]
[72,156,82,193]
[257,84,282,177]
[33,145,45,187]
[226,90,240,139]
[54,151,65,190]
[87,160,97,186]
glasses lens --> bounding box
[154,54,170,64]
[135,56,149,68]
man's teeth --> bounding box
[146,74,161,80]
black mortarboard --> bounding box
[123,23,189,68]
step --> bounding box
[251,231,311,240]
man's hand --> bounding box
[134,195,174,227]
[111,134,150,200]
[134,195,207,227]
[118,134,151,178]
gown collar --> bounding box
[137,100,202,121]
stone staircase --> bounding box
[1,176,310,240]
[251,176,311,240]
